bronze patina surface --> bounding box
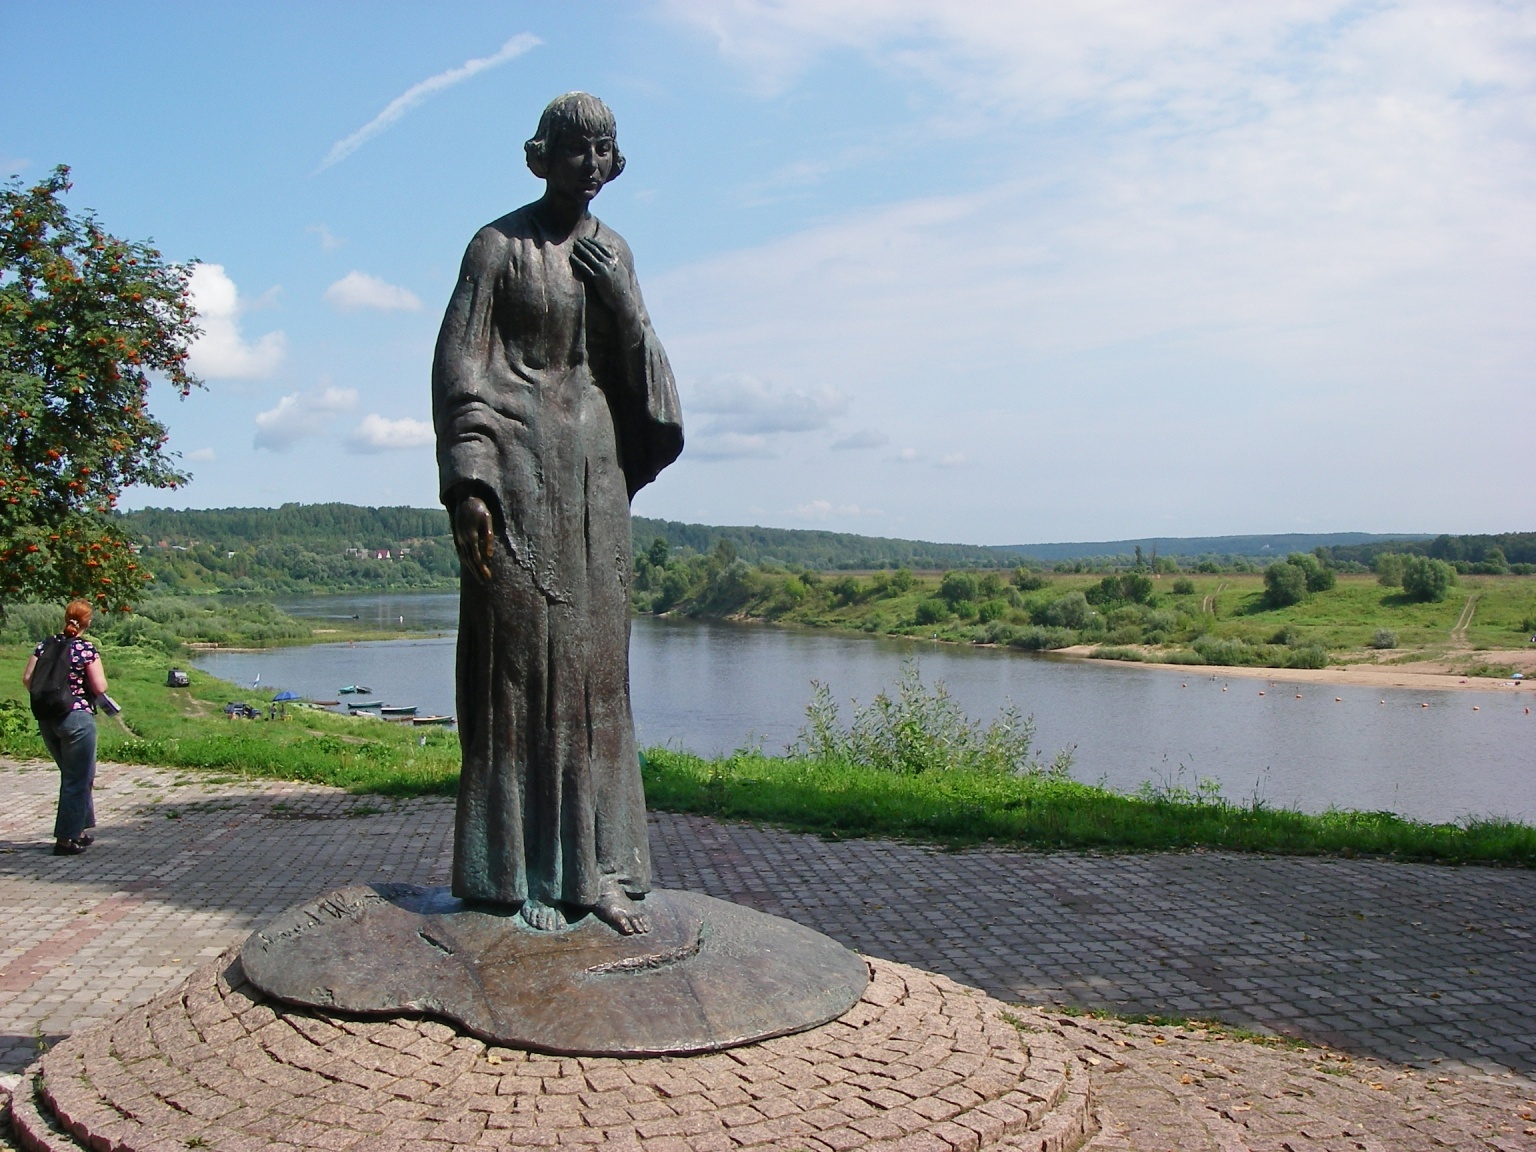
[240,884,870,1055]
[238,94,872,1059]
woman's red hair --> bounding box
[63,600,93,637]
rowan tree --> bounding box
[0,165,201,614]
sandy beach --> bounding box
[1057,645,1536,695]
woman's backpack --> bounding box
[29,636,77,723]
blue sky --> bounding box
[3,1,1532,544]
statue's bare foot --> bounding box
[591,892,650,935]
[520,899,566,931]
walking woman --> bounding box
[21,600,106,855]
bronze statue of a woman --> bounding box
[432,93,683,935]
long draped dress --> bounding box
[431,205,683,909]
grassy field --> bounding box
[640,749,1536,865]
[0,642,461,795]
[661,567,1536,669]
[3,639,1534,865]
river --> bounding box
[187,592,1536,824]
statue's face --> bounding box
[547,130,615,203]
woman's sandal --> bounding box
[53,840,87,856]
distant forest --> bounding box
[114,504,1535,595]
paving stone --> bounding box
[4,758,1536,1148]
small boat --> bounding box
[338,685,372,695]
[412,714,455,726]
[380,705,418,718]
[347,700,383,711]
[310,700,341,707]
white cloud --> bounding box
[649,0,1536,537]
[325,271,422,312]
[688,375,847,434]
[308,224,344,251]
[186,447,216,462]
[186,264,286,380]
[831,428,888,450]
[937,453,967,469]
[348,414,435,453]
[318,33,541,170]
[792,499,876,518]
[894,448,920,463]
[253,386,358,452]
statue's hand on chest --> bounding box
[570,236,639,334]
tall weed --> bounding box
[792,661,1073,777]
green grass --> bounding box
[0,642,461,795]
[5,641,1536,866]
[638,748,1536,865]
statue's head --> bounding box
[524,92,626,184]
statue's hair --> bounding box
[524,92,625,182]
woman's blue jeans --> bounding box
[39,709,97,842]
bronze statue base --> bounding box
[238,884,870,1056]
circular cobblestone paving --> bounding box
[10,949,1092,1152]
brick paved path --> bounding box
[3,758,1535,1086]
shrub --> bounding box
[1263,561,1308,607]
[977,572,1004,598]
[1192,635,1257,665]
[830,576,862,605]
[1374,553,1408,587]
[792,662,1072,777]
[977,598,1008,623]
[1039,591,1095,630]
[652,568,693,612]
[1009,626,1077,651]
[0,601,66,644]
[1171,577,1195,595]
[1284,645,1330,669]
[1270,625,1300,646]
[1086,573,1154,606]
[1287,552,1335,593]
[1092,646,1146,662]
[1401,556,1456,603]
[1370,628,1398,650]
[913,598,950,625]
[1011,568,1048,591]
[938,571,978,604]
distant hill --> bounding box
[115,505,1526,593]
[990,532,1436,563]
[630,517,1014,570]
